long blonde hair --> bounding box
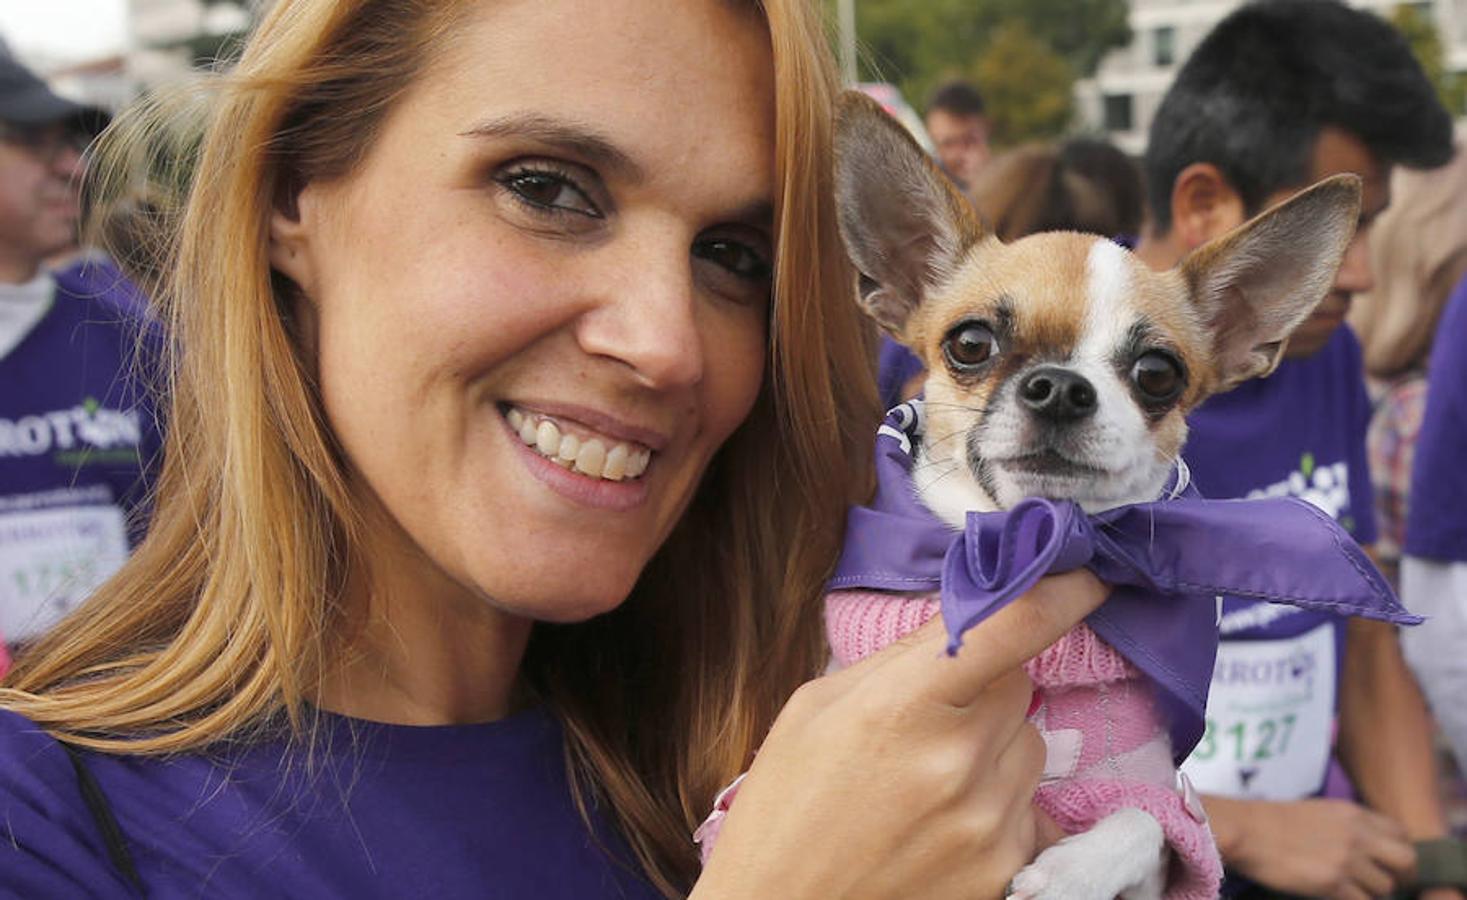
[0,1,878,894]
[1350,143,1467,380]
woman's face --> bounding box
[272,0,774,623]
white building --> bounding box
[128,0,256,91]
[11,1,257,110]
[1076,0,1467,154]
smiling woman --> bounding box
[268,1,778,645]
[0,1,1108,897]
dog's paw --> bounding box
[1006,808,1167,900]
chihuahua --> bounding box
[830,91,1360,900]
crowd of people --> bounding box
[0,0,1463,897]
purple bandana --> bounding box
[830,401,1420,760]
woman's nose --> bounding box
[576,237,705,390]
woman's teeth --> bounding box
[506,407,651,481]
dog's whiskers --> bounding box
[910,457,960,476]
[920,399,991,416]
[919,428,971,453]
[918,463,971,492]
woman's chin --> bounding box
[529,593,629,624]
[486,573,641,625]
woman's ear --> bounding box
[1170,162,1247,250]
[269,179,318,296]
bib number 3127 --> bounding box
[1180,623,1336,800]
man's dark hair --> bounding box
[1145,0,1453,233]
[926,80,986,119]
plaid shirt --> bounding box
[1366,371,1429,586]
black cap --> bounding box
[0,52,108,135]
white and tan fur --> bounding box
[833,91,1360,900]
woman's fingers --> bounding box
[992,716,1048,826]
[885,570,1108,709]
[1033,806,1068,852]
[951,713,1047,896]
[691,571,1109,899]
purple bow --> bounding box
[830,402,1420,761]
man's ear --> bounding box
[268,179,318,296]
[1179,174,1361,389]
[1170,162,1248,250]
[833,90,986,337]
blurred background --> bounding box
[3,0,1466,155]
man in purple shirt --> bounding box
[0,55,158,651]
[1132,3,1461,897]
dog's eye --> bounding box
[1131,352,1184,402]
[943,322,1000,371]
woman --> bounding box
[1348,144,1467,587]
[0,1,1105,896]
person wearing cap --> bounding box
[0,54,160,660]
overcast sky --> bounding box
[0,1,129,67]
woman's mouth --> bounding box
[504,406,652,482]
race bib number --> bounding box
[1181,622,1336,800]
[0,505,130,642]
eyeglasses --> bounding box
[0,124,89,165]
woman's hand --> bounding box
[691,570,1108,900]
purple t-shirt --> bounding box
[1184,325,1377,643]
[1181,326,1374,810]
[1405,274,1467,562]
[0,262,163,643]
[0,707,661,898]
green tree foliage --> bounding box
[837,0,1130,146]
[1390,3,1467,116]
[973,21,1076,146]
[996,0,1132,77]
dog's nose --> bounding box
[1018,367,1098,422]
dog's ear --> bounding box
[834,91,986,337]
[1179,173,1361,389]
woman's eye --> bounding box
[692,238,771,282]
[1131,351,1185,402]
[498,168,601,217]
[942,321,1000,371]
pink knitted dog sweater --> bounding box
[824,589,1222,900]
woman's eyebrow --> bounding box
[459,113,644,182]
